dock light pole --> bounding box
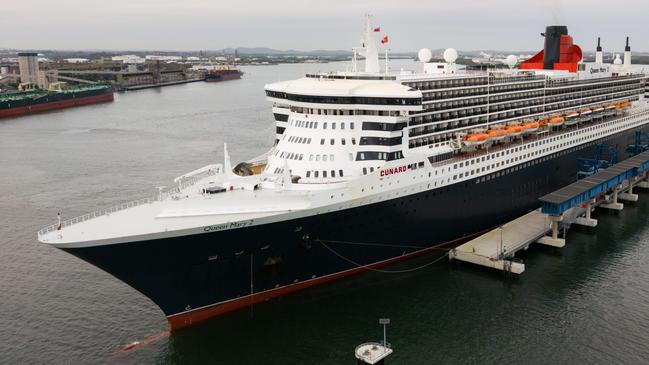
[499,226,504,259]
[379,318,390,351]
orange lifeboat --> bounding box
[548,115,564,126]
[592,106,604,114]
[522,121,540,133]
[487,128,507,141]
[538,118,549,126]
[615,101,631,109]
[505,125,524,136]
[605,104,618,116]
[565,111,581,126]
[463,133,490,146]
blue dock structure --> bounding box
[450,150,649,274]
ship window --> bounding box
[323,155,328,162]
[323,171,327,178]
[339,169,344,177]
[331,170,336,177]
[299,154,304,160]
[363,167,367,175]
[349,153,353,161]
[370,167,374,172]
[332,123,336,130]
[342,138,346,145]
[309,155,314,161]
[330,139,335,145]
[341,123,345,130]
[315,171,319,178]
[330,154,334,161]
[350,122,355,129]
[352,138,356,145]
[324,122,327,129]
[314,122,318,128]
[306,171,311,178]
[321,138,325,145]
[316,155,321,161]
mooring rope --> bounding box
[315,239,450,274]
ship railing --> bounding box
[37,196,159,237]
[37,168,225,237]
[175,168,221,191]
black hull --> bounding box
[62,124,648,328]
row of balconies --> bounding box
[407,92,639,138]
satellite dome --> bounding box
[505,55,518,68]
[613,54,622,65]
[443,48,458,63]
[418,48,433,63]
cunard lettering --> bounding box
[380,166,409,177]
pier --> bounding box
[450,149,649,274]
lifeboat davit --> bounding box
[548,115,565,126]
[463,133,490,146]
[522,121,540,133]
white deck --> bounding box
[38,176,317,247]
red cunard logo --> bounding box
[380,166,409,177]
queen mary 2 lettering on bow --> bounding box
[380,165,409,177]
[203,220,254,232]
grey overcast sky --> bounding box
[2,0,648,52]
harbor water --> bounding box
[2,61,649,364]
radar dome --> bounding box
[418,48,433,63]
[505,55,518,68]
[443,48,458,63]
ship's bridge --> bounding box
[264,77,422,183]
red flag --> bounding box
[373,27,381,32]
[380,35,389,44]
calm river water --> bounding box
[1,61,649,364]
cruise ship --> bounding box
[38,17,649,330]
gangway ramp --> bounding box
[449,210,554,274]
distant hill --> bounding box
[216,47,353,56]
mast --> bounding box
[357,14,379,73]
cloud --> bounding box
[1,0,647,51]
